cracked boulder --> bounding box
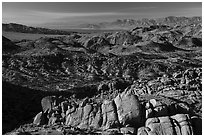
[137,114,193,135]
[114,91,142,127]
[101,100,119,129]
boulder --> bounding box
[33,112,46,125]
[171,114,193,135]
[41,96,57,113]
[137,116,174,135]
[90,104,103,128]
[137,127,150,135]
[137,114,193,135]
[120,127,136,134]
[65,106,83,127]
[145,99,168,119]
[114,92,142,127]
[78,104,93,129]
[101,100,119,129]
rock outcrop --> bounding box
[34,92,143,131]
[137,114,193,135]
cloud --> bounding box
[3,9,127,25]
[129,6,157,10]
[29,10,122,19]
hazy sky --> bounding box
[2,2,202,29]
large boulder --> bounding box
[137,114,193,135]
[65,106,83,127]
[90,104,103,128]
[41,96,57,114]
[145,116,174,135]
[114,91,142,127]
[78,104,93,129]
[171,114,193,135]
[33,112,47,125]
[101,100,119,129]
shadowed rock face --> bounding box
[2,36,20,54]
[2,17,202,135]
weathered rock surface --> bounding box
[101,100,119,129]
[41,96,57,113]
[137,114,193,135]
[114,91,142,127]
[33,112,46,126]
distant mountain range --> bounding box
[2,23,74,35]
[78,16,201,30]
[2,16,202,33]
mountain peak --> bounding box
[75,16,202,30]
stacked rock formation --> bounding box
[31,89,194,135]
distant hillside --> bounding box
[2,23,74,35]
[78,16,202,29]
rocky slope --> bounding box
[2,17,202,135]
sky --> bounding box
[2,2,202,29]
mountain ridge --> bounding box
[2,23,75,35]
[77,16,202,29]
[3,16,201,31]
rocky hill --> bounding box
[2,16,202,135]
